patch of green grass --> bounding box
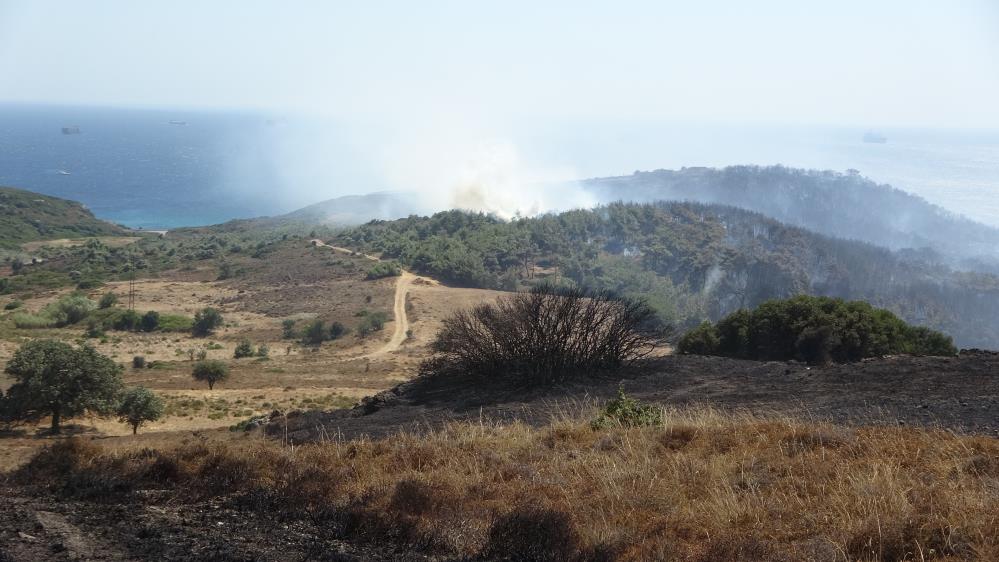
[158,314,194,332]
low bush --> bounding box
[233,339,255,359]
[365,261,402,280]
[132,356,146,369]
[301,319,327,346]
[192,307,224,337]
[357,311,388,337]
[281,319,297,339]
[98,292,118,309]
[328,321,348,340]
[4,299,22,311]
[677,295,958,364]
[14,294,98,329]
[140,310,160,332]
[590,387,663,429]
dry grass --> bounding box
[12,406,999,561]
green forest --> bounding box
[335,202,999,349]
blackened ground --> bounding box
[274,350,999,443]
[0,487,451,562]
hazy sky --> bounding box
[1,0,998,129]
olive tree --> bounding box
[2,340,123,433]
[116,386,165,434]
[192,360,229,390]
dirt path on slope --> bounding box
[311,240,417,358]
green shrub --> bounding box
[84,319,105,339]
[676,322,720,355]
[98,292,118,309]
[328,321,348,340]
[591,387,664,429]
[301,319,327,345]
[44,294,97,326]
[677,295,958,364]
[76,277,104,290]
[365,261,402,280]
[256,344,269,358]
[357,311,388,337]
[140,310,160,332]
[112,309,141,331]
[281,319,297,339]
[233,339,255,359]
[192,307,223,337]
[4,300,22,311]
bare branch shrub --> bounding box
[421,285,671,385]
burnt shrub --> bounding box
[421,285,671,386]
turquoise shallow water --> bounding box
[2,104,998,228]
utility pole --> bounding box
[128,260,136,311]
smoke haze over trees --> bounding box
[337,201,999,349]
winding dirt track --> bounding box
[311,240,414,358]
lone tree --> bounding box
[192,307,224,337]
[116,386,165,435]
[192,360,229,390]
[2,340,123,434]
[422,285,671,386]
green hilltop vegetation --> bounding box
[0,186,126,249]
[335,203,999,349]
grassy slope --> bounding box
[0,186,125,248]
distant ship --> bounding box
[862,131,887,144]
[57,169,71,175]
[61,126,81,135]
[168,120,188,125]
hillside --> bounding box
[2,353,997,561]
[584,165,999,271]
[0,186,126,249]
[336,203,999,348]
[279,191,430,225]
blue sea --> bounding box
[2,103,999,228]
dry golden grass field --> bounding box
[4,406,998,561]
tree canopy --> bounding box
[116,386,165,435]
[2,340,123,433]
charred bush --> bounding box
[481,505,584,562]
[421,285,671,386]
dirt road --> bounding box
[311,240,416,358]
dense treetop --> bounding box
[337,202,998,348]
[676,295,957,364]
